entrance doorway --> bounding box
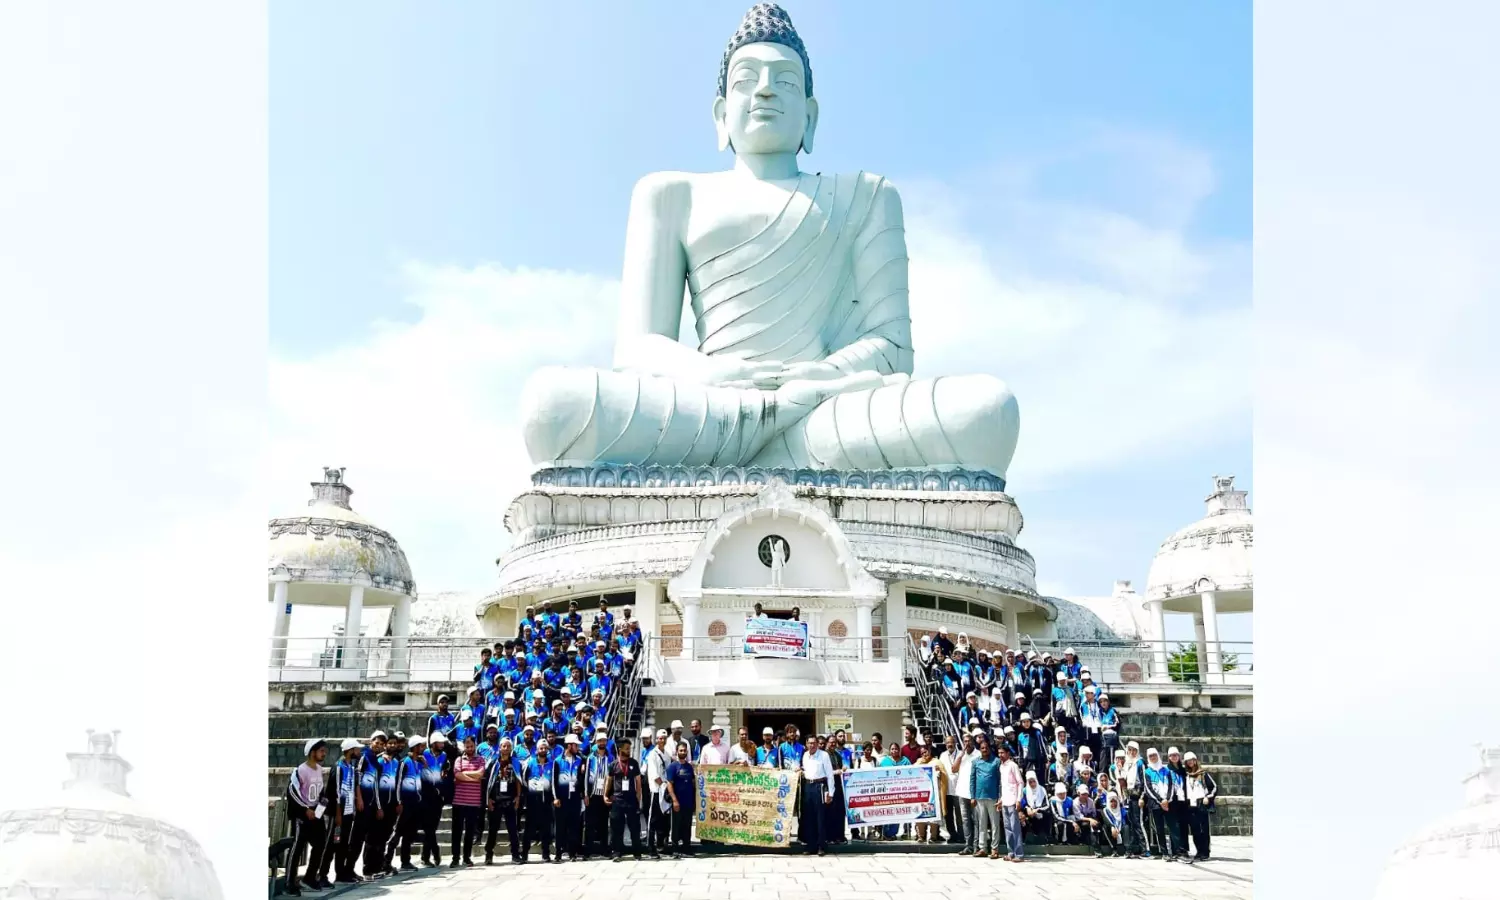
[745,709,815,742]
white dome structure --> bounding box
[268,468,418,675]
[1141,475,1252,684]
[0,731,223,900]
[1374,745,1500,900]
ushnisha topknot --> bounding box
[717,3,813,98]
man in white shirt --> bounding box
[645,730,671,859]
[953,732,979,854]
[939,734,965,844]
[699,724,732,765]
[664,720,688,761]
[799,734,834,856]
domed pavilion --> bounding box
[0,730,223,899]
[1144,475,1253,683]
[268,467,417,674]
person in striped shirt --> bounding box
[450,735,487,867]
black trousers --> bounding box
[313,815,338,882]
[451,805,482,862]
[361,808,393,875]
[523,792,554,859]
[286,811,327,890]
[325,815,356,879]
[1022,809,1052,843]
[1189,806,1211,858]
[1098,820,1124,854]
[419,800,443,862]
[584,796,609,857]
[485,803,520,860]
[1121,797,1145,854]
[944,794,963,842]
[385,803,422,866]
[669,806,694,851]
[800,781,826,853]
[1147,804,1173,857]
[645,796,669,854]
[1075,819,1097,848]
[1170,804,1190,857]
[610,801,642,858]
[555,797,584,858]
[337,812,364,879]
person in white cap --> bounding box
[644,729,671,858]
[284,738,329,895]
[665,719,688,761]
[583,728,612,859]
[756,726,781,768]
[385,734,426,872]
[1166,746,1190,862]
[520,738,557,862]
[698,723,731,765]
[331,738,365,883]
[552,733,586,861]
[417,734,448,868]
[932,625,955,657]
[1182,751,1217,861]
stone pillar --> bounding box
[1193,613,1208,683]
[342,581,365,669]
[633,580,661,638]
[681,595,701,660]
[391,593,412,675]
[884,581,907,663]
[1148,599,1169,682]
[1201,591,1223,683]
[1003,604,1021,651]
[855,598,875,663]
[269,577,291,667]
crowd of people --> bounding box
[279,612,1220,894]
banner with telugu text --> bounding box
[840,764,942,827]
[743,617,809,659]
[694,764,798,847]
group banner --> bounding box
[743,617,809,659]
[694,764,797,847]
[839,764,943,828]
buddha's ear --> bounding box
[801,96,820,155]
[712,96,731,153]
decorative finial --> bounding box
[67,728,132,796]
[310,467,354,510]
[718,3,813,98]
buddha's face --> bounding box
[716,42,817,155]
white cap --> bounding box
[460,710,472,721]
[561,687,573,695]
[565,735,581,746]
[304,738,326,756]
[408,734,428,748]
[1064,647,1076,655]
[1079,746,1093,755]
[641,728,653,738]
[523,724,535,733]
[1084,685,1097,693]
[370,730,387,741]
[670,720,683,730]
[1076,784,1089,795]
[430,733,447,745]
[340,738,363,753]
[1183,751,1197,762]
[763,727,775,736]
[552,699,564,707]
[939,626,949,635]
[1054,783,1066,794]
[710,724,725,734]
[656,729,669,738]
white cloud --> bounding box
[271,134,1249,591]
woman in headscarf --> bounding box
[1099,788,1127,857]
[1019,770,1050,844]
[918,634,935,668]
[1142,747,1175,860]
[1182,751,1217,862]
[940,660,964,710]
[974,649,996,698]
[1115,742,1148,859]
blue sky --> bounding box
[269,1,1251,642]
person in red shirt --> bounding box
[898,725,923,763]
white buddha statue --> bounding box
[520,3,1019,481]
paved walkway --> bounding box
[324,838,1253,900]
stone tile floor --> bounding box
[321,838,1253,900]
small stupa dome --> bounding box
[268,467,415,594]
[0,730,223,899]
[1144,475,1253,611]
[1373,745,1500,899]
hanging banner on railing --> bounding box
[694,764,797,847]
[840,764,943,827]
[743,617,809,659]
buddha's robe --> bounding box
[520,172,1019,477]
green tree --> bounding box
[1167,643,1238,683]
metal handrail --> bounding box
[647,634,885,662]
[608,632,651,744]
[905,634,960,739]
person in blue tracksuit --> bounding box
[583,731,613,859]
[385,734,426,871]
[553,734,587,861]
[426,696,458,748]
[1142,747,1175,858]
[522,740,558,862]
[418,734,449,867]
[362,733,401,878]
[330,738,365,883]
